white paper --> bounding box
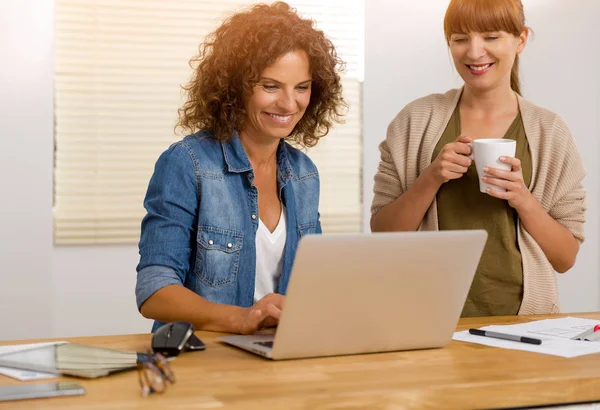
[453,317,600,358]
[0,342,66,381]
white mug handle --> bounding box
[467,142,474,160]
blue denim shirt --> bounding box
[135,131,321,331]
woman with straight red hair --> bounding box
[370,0,586,317]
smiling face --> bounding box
[242,50,312,143]
[449,30,527,93]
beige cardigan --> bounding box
[371,88,586,314]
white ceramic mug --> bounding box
[468,139,516,193]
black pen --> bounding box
[468,328,542,345]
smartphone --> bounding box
[0,382,85,402]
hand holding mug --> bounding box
[481,156,534,211]
[429,135,473,185]
[468,138,515,193]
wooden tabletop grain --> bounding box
[1,313,600,409]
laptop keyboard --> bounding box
[254,341,274,348]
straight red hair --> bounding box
[443,0,526,95]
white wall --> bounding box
[52,246,150,338]
[0,0,55,340]
[520,0,599,312]
[0,0,151,341]
[363,0,600,312]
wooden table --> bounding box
[2,313,600,409]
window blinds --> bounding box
[54,0,363,244]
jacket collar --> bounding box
[222,133,294,185]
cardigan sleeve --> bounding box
[371,110,411,216]
[546,116,587,243]
[371,139,403,216]
[370,90,459,219]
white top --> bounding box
[254,206,287,302]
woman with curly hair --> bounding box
[135,2,345,334]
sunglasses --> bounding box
[137,321,206,397]
[137,351,174,397]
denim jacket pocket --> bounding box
[195,226,243,287]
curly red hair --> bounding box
[176,1,346,148]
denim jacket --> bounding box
[135,131,321,331]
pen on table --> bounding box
[572,324,600,341]
[468,328,542,345]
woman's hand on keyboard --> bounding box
[234,293,285,334]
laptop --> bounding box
[220,230,487,360]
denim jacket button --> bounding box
[227,243,233,248]
[251,214,257,220]
[208,239,214,245]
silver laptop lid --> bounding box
[271,230,487,360]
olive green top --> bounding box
[372,88,586,315]
[432,106,532,317]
